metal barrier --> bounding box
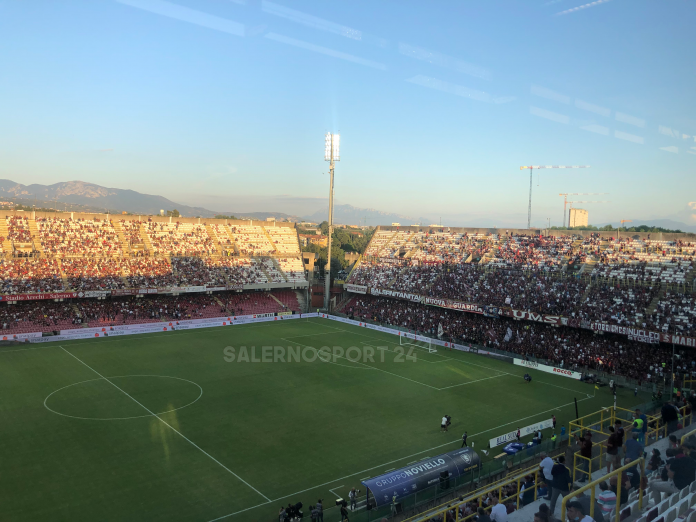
[561,457,645,522]
[403,462,546,522]
[572,443,607,483]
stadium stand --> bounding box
[36,216,123,256]
[342,294,689,383]
[0,213,307,293]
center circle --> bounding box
[44,375,203,421]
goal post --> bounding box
[400,334,436,353]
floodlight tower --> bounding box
[519,165,590,229]
[324,132,340,311]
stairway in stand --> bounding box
[112,221,132,257]
[295,289,308,313]
[0,219,12,254]
[204,224,225,257]
[57,258,71,290]
[28,219,45,254]
[261,226,279,255]
[138,224,155,255]
[271,258,289,282]
[267,292,285,308]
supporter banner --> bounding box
[513,358,582,380]
[83,290,110,298]
[590,323,661,344]
[277,311,293,316]
[345,284,367,294]
[503,308,565,326]
[227,285,244,291]
[169,286,206,294]
[111,289,157,296]
[483,306,500,319]
[489,419,554,448]
[370,288,421,302]
[322,314,472,352]
[0,292,79,302]
[661,333,696,349]
[422,296,484,314]
[206,286,227,292]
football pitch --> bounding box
[1,317,647,521]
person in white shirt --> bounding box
[441,416,448,432]
[489,494,508,522]
[539,452,554,500]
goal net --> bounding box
[400,334,436,353]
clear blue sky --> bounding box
[0,0,694,227]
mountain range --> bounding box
[0,179,693,231]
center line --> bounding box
[58,346,270,502]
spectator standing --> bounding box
[540,452,555,500]
[489,494,508,522]
[662,401,680,435]
[574,431,593,483]
[550,456,571,514]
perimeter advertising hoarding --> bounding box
[513,358,582,380]
[488,419,554,448]
[361,448,480,507]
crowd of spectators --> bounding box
[0,258,64,294]
[648,291,696,336]
[230,226,276,256]
[37,217,122,256]
[6,216,32,243]
[62,258,126,290]
[124,258,177,288]
[344,295,694,383]
[120,220,144,245]
[171,257,227,287]
[143,222,216,256]
[0,290,302,334]
[576,284,659,327]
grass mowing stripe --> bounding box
[58,345,272,503]
[205,395,596,521]
[280,337,440,390]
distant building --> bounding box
[266,217,275,222]
[569,208,588,228]
[299,234,328,247]
[391,222,401,226]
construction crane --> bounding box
[565,200,609,228]
[559,193,608,228]
[520,165,590,229]
[618,219,632,240]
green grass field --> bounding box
[1,317,648,521]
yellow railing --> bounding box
[561,457,645,522]
[572,443,607,483]
[404,461,549,522]
[681,426,696,445]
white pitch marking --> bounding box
[204,395,596,521]
[58,346,270,502]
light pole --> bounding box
[324,132,340,311]
[519,165,590,229]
